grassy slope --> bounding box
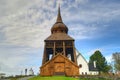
[28,76,78,80]
[28,76,113,80]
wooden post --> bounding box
[72,41,77,64]
[53,41,56,57]
[63,41,65,56]
[42,42,47,65]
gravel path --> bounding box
[0,79,10,80]
[0,76,34,80]
[18,76,34,80]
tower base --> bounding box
[40,54,79,76]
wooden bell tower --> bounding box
[40,6,79,76]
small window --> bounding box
[79,64,82,68]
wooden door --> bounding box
[55,63,64,72]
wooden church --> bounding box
[40,6,79,76]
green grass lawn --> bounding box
[28,76,78,80]
[28,76,113,80]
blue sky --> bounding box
[0,0,120,76]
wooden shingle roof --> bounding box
[45,33,74,41]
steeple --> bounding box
[51,5,68,34]
[40,4,79,77]
[56,5,63,23]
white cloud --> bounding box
[62,0,120,23]
[0,0,57,48]
[0,47,42,75]
[86,48,103,56]
[105,55,112,63]
[68,24,99,39]
[1,0,120,48]
[0,0,34,18]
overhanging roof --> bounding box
[45,33,74,41]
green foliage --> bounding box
[112,52,120,71]
[89,50,110,73]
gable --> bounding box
[76,49,88,64]
[41,54,79,68]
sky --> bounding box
[0,0,120,76]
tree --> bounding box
[112,52,120,72]
[89,50,110,74]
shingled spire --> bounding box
[51,5,68,34]
[56,5,63,23]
